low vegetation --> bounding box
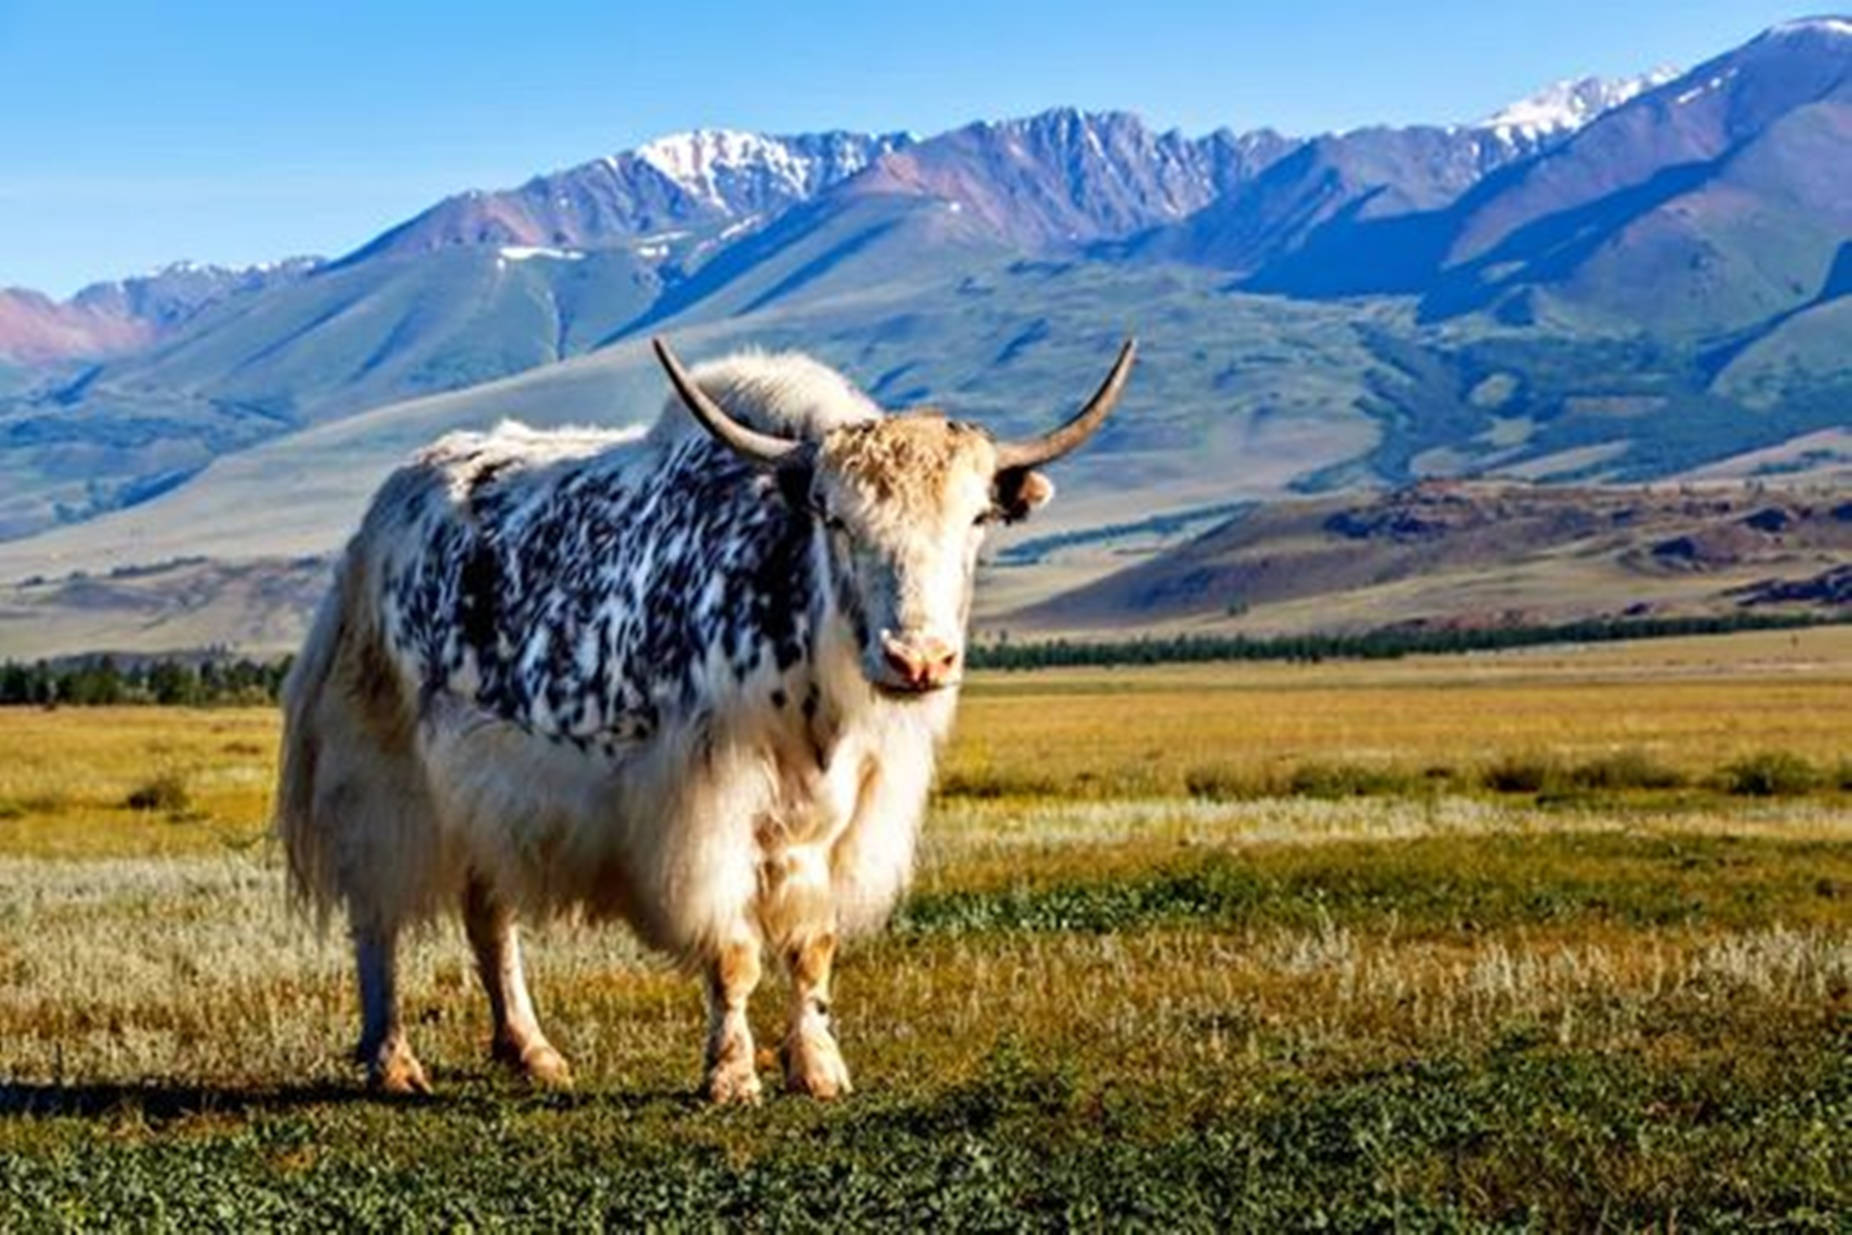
[0,628,1845,1225]
[1721,750,1828,798]
[123,770,193,815]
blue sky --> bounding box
[0,0,1815,296]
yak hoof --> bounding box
[783,1032,853,1100]
[366,1041,432,1096]
[704,1061,764,1106]
[495,1037,574,1089]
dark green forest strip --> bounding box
[970,611,1845,669]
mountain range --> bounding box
[1,18,1849,653]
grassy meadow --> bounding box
[0,626,1848,1227]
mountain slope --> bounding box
[0,260,318,365]
[839,109,1294,248]
[1,19,1849,578]
[1241,20,1852,335]
[0,247,660,537]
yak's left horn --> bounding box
[992,338,1136,471]
[652,336,805,466]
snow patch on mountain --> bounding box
[1478,68,1680,144]
[632,129,907,210]
[1770,16,1852,39]
[497,246,585,263]
[636,130,813,207]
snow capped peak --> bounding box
[1478,68,1680,143]
[626,128,905,210]
[634,129,815,207]
[1769,16,1852,39]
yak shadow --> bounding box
[0,1080,377,1121]
[0,1078,707,1123]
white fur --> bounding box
[275,349,964,1095]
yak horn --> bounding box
[993,338,1136,471]
[652,336,804,466]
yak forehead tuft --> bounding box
[821,413,995,514]
[646,348,880,448]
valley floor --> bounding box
[0,629,1847,1227]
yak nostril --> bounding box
[921,640,957,677]
[880,634,957,688]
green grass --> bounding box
[1,1025,1845,1229]
[898,832,1852,937]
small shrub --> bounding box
[1184,765,1267,802]
[1721,752,1822,797]
[1481,754,1563,795]
[1286,761,1415,799]
[1836,760,1852,792]
[124,771,192,813]
[0,801,20,821]
[1568,750,1686,792]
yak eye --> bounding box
[974,508,996,527]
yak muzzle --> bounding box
[877,632,960,693]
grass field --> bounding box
[0,628,1847,1227]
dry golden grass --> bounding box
[2,627,1846,859]
[948,625,1852,798]
[0,707,274,858]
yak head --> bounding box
[652,336,1135,697]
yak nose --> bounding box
[880,632,959,691]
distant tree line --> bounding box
[0,610,1842,704]
[966,611,1845,671]
[0,656,292,707]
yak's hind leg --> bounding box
[462,875,572,1088]
[354,924,430,1095]
[702,931,764,1104]
[781,929,851,1098]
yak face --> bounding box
[804,415,1052,695]
[650,336,1135,698]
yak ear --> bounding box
[775,457,818,511]
[992,468,1055,523]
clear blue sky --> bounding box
[0,0,1815,296]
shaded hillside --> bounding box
[1009,481,1852,632]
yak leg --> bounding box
[702,932,764,1104]
[462,876,572,1088]
[782,929,851,1098]
[354,924,430,1095]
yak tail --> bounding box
[274,543,370,921]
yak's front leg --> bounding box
[702,932,764,1104]
[782,929,851,1098]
